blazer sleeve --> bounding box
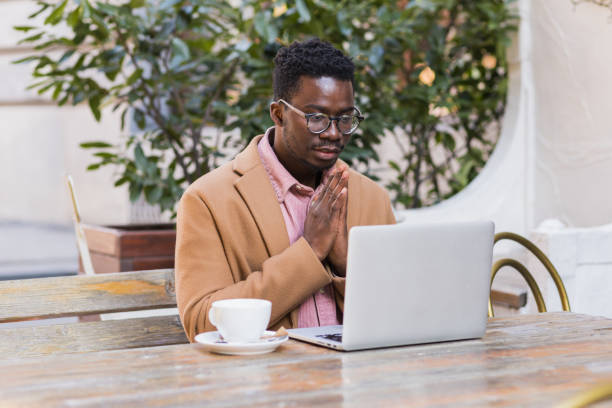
[175,190,333,341]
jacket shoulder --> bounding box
[349,169,389,198]
[182,161,237,202]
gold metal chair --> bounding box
[557,382,612,408]
[488,232,571,317]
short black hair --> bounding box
[273,38,355,102]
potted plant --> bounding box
[15,0,517,272]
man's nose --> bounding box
[320,119,342,141]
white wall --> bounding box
[1,0,131,226]
[532,1,612,228]
[0,106,130,225]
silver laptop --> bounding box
[288,220,494,351]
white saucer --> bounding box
[194,330,289,355]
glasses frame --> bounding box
[277,99,364,135]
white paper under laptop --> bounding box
[288,220,494,351]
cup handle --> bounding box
[208,307,216,327]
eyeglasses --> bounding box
[278,99,364,135]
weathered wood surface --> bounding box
[0,315,188,357]
[0,312,610,407]
[0,269,177,322]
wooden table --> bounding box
[1,312,611,407]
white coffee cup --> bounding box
[208,298,272,343]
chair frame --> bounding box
[488,232,571,317]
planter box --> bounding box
[79,224,176,274]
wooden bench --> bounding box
[0,269,188,358]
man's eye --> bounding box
[339,116,353,124]
[309,114,327,123]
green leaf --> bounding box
[28,3,50,19]
[12,56,38,64]
[295,0,311,23]
[171,37,190,64]
[144,185,163,203]
[94,152,116,159]
[388,160,401,172]
[129,0,145,8]
[126,68,143,85]
[134,144,148,171]
[13,26,36,32]
[52,82,62,100]
[133,109,146,130]
[80,141,113,148]
[89,97,101,121]
[37,81,56,95]
[58,49,75,64]
[129,182,142,202]
[67,7,82,27]
[253,12,269,41]
[114,176,130,187]
[44,0,68,26]
[120,108,128,130]
[18,32,43,44]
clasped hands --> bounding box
[303,163,349,277]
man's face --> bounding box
[271,76,354,186]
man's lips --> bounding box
[313,146,341,161]
[313,145,342,153]
[314,147,341,153]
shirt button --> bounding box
[319,288,325,294]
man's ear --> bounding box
[269,101,283,127]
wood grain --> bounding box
[0,315,188,357]
[0,313,610,407]
[0,269,177,322]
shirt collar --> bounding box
[258,127,324,203]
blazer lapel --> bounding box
[233,135,290,257]
[346,168,361,230]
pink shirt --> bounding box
[257,128,340,328]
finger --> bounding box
[309,192,322,214]
[321,169,342,204]
[330,187,347,211]
[339,169,349,189]
[330,170,348,199]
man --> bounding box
[175,38,395,341]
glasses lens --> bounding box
[337,115,360,134]
[307,114,330,133]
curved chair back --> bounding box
[488,232,570,317]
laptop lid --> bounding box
[340,220,494,351]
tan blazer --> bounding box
[175,134,396,341]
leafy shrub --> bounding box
[15,0,517,214]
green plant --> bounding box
[15,0,244,213]
[16,0,517,214]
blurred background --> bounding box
[1,0,611,316]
